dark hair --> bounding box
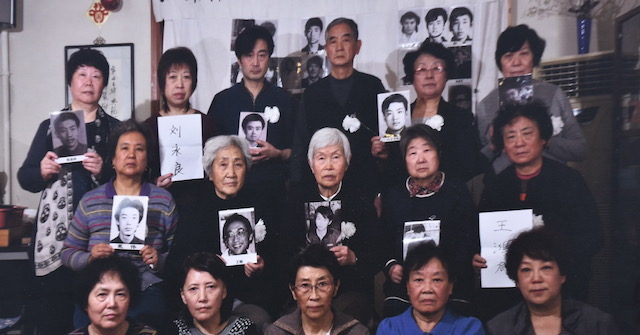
[400,11,420,32]
[505,227,568,282]
[289,244,341,286]
[449,7,473,31]
[495,24,546,71]
[222,213,252,240]
[399,124,443,160]
[66,48,110,87]
[402,41,455,84]
[53,112,81,133]
[234,25,274,59]
[305,17,323,33]
[260,21,277,36]
[312,206,334,228]
[179,252,233,322]
[306,55,324,70]
[402,241,455,285]
[425,8,447,24]
[114,198,144,223]
[74,255,140,310]
[241,113,265,132]
[157,47,198,108]
[107,119,154,182]
[382,93,409,115]
[326,17,359,40]
[491,101,553,152]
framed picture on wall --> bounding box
[64,43,135,121]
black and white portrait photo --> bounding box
[218,208,257,266]
[278,56,303,93]
[109,195,149,250]
[425,7,449,43]
[450,45,472,79]
[499,74,533,106]
[377,91,411,142]
[305,201,342,248]
[301,17,325,54]
[398,10,422,48]
[302,55,325,88]
[238,112,268,148]
[449,7,473,46]
[449,84,473,112]
[402,220,440,260]
[50,110,88,164]
[230,19,256,51]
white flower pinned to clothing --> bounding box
[551,116,564,136]
[255,219,267,243]
[533,214,544,228]
[337,221,356,243]
[424,114,444,131]
[264,106,280,123]
[342,115,361,133]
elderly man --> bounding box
[296,17,386,200]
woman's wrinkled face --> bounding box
[310,144,347,193]
[385,102,408,132]
[164,64,194,109]
[500,41,534,77]
[516,256,565,307]
[86,272,130,332]
[112,131,148,180]
[290,266,339,322]
[406,258,452,317]
[181,269,227,324]
[70,65,105,107]
[405,137,440,185]
[210,146,247,199]
[413,54,447,100]
[502,116,546,168]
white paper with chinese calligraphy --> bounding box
[158,114,203,182]
[480,209,533,288]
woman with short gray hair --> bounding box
[306,127,352,165]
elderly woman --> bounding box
[62,120,178,329]
[476,24,586,174]
[171,252,257,334]
[475,102,601,320]
[372,41,485,185]
[168,135,274,327]
[69,256,157,335]
[286,127,381,324]
[377,242,484,335]
[265,244,369,335]
[380,124,478,317]
[487,228,618,334]
[17,48,121,333]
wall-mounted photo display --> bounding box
[301,17,326,55]
[377,91,411,143]
[109,195,149,251]
[304,200,342,248]
[50,110,88,164]
[218,207,258,266]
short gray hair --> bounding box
[307,128,352,164]
[202,135,252,177]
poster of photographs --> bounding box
[50,110,88,164]
[278,57,303,94]
[305,200,342,248]
[301,17,326,55]
[301,54,328,88]
[218,208,258,266]
[499,74,533,106]
[403,220,440,260]
[109,195,149,251]
[238,112,268,148]
[377,91,411,142]
[448,84,473,112]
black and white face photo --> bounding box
[110,196,148,250]
[218,208,258,266]
[238,112,268,147]
[449,7,473,44]
[50,110,88,161]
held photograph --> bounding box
[377,91,411,142]
[50,110,88,164]
[109,195,149,251]
[218,207,258,266]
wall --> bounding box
[5,0,152,209]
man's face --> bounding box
[325,23,361,69]
[401,18,417,35]
[238,39,270,83]
[118,207,140,240]
[224,221,251,255]
[427,16,445,38]
[452,14,471,40]
[384,102,407,132]
[244,120,264,144]
[307,62,322,79]
[56,119,80,150]
[306,25,322,45]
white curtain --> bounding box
[152,0,508,113]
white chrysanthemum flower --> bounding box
[255,219,267,242]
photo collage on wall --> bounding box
[397,5,474,114]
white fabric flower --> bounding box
[551,116,564,136]
[533,214,544,228]
[264,106,280,123]
[337,221,356,243]
[255,219,267,243]
[424,114,444,131]
[342,115,361,133]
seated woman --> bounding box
[171,252,257,334]
[168,135,274,327]
[475,102,601,320]
[265,244,369,335]
[381,124,478,317]
[286,128,382,324]
[62,120,178,328]
[376,242,484,335]
[487,228,618,335]
[69,255,157,335]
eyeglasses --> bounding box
[226,228,248,239]
[293,281,333,294]
[414,65,446,75]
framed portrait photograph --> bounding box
[403,220,440,260]
[301,54,326,89]
[447,6,473,46]
[50,110,88,164]
[109,195,149,251]
[301,17,326,55]
[238,112,268,148]
[398,9,424,49]
[377,91,411,142]
[304,200,342,248]
[64,43,134,121]
[424,7,450,44]
[219,208,258,266]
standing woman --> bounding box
[18,48,120,334]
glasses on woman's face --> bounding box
[293,281,333,295]
[414,65,445,76]
[226,228,248,240]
